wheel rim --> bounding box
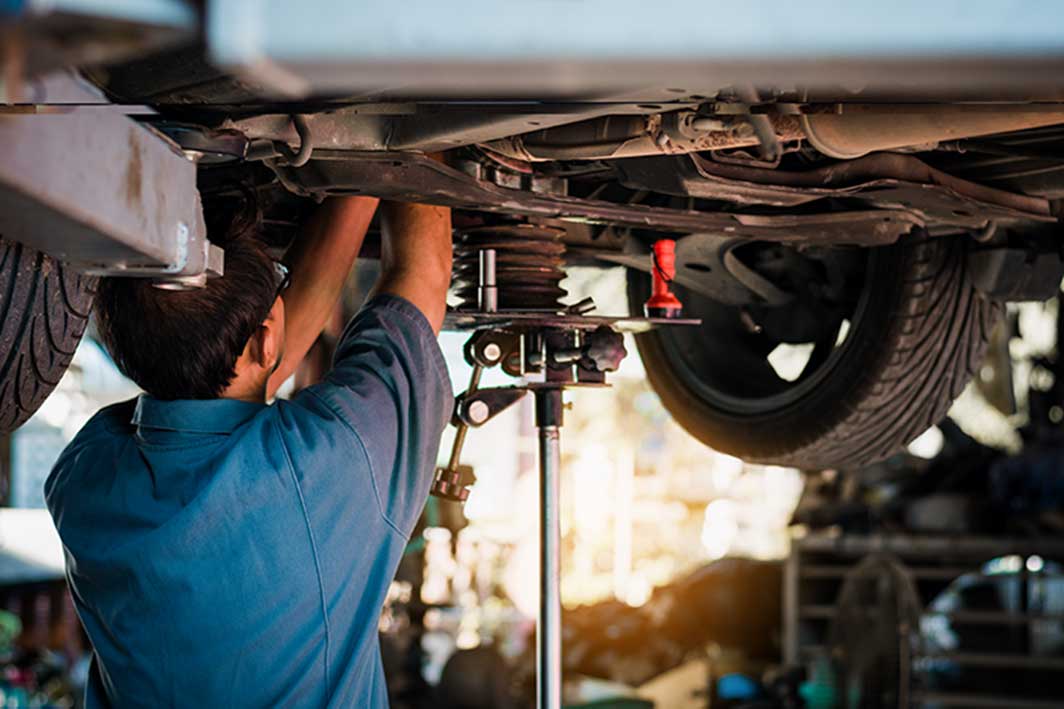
[644,245,875,417]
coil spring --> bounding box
[453,224,567,311]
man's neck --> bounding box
[220,374,269,404]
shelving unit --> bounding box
[783,532,1064,707]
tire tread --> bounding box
[0,240,97,432]
[785,232,999,467]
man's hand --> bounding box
[267,196,379,398]
[374,202,452,334]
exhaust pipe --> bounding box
[483,113,804,162]
[801,105,1064,159]
[485,105,1064,163]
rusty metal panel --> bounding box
[0,110,212,277]
[272,149,921,245]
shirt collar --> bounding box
[132,394,267,435]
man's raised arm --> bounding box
[372,202,452,334]
[267,196,379,398]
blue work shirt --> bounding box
[45,295,452,708]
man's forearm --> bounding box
[268,196,379,396]
[374,202,452,334]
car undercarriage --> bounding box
[5,2,1064,468]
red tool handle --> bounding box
[644,239,683,318]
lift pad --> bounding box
[0,84,218,280]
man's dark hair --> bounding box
[95,195,279,400]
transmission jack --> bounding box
[432,226,697,709]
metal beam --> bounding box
[0,109,216,279]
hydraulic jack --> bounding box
[433,239,695,709]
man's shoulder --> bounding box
[270,393,366,456]
[59,398,137,460]
[44,398,136,515]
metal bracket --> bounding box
[456,386,528,428]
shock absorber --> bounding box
[452,223,568,311]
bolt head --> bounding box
[482,342,502,362]
[467,400,490,425]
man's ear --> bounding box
[259,297,286,369]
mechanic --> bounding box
[44,196,453,707]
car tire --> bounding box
[627,231,1000,469]
[0,240,97,433]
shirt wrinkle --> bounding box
[275,420,332,693]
